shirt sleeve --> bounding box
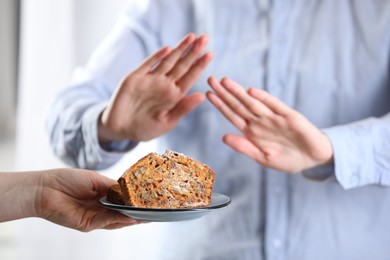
[45,79,137,170]
[303,113,390,189]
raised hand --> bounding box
[206,77,333,173]
[99,33,213,144]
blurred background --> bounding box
[0,0,161,259]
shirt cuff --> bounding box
[102,139,138,152]
[82,102,138,170]
[321,121,377,189]
[301,163,335,181]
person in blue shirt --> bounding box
[46,0,390,259]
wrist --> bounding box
[19,172,44,219]
[0,172,42,221]
[98,111,140,153]
[308,132,334,170]
[301,135,335,180]
[97,111,128,146]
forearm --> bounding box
[0,172,42,222]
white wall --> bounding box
[13,1,162,259]
[16,0,131,171]
[0,0,18,138]
[0,2,19,258]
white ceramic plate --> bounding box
[100,193,231,222]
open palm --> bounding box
[99,34,213,143]
[206,77,333,173]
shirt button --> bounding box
[274,186,282,195]
[272,238,283,249]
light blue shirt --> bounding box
[47,0,390,259]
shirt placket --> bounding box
[263,0,290,259]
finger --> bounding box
[103,220,141,230]
[103,219,148,230]
[223,134,266,165]
[207,76,253,125]
[88,210,140,231]
[167,34,209,81]
[176,51,213,91]
[206,90,247,131]
[103,223,135,230]
[154,33,197,74]
[221,78,273,117]
[134,46,172,74]
[248,88,290,116]
[165,92,206,122]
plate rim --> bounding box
[100,192,231,212]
